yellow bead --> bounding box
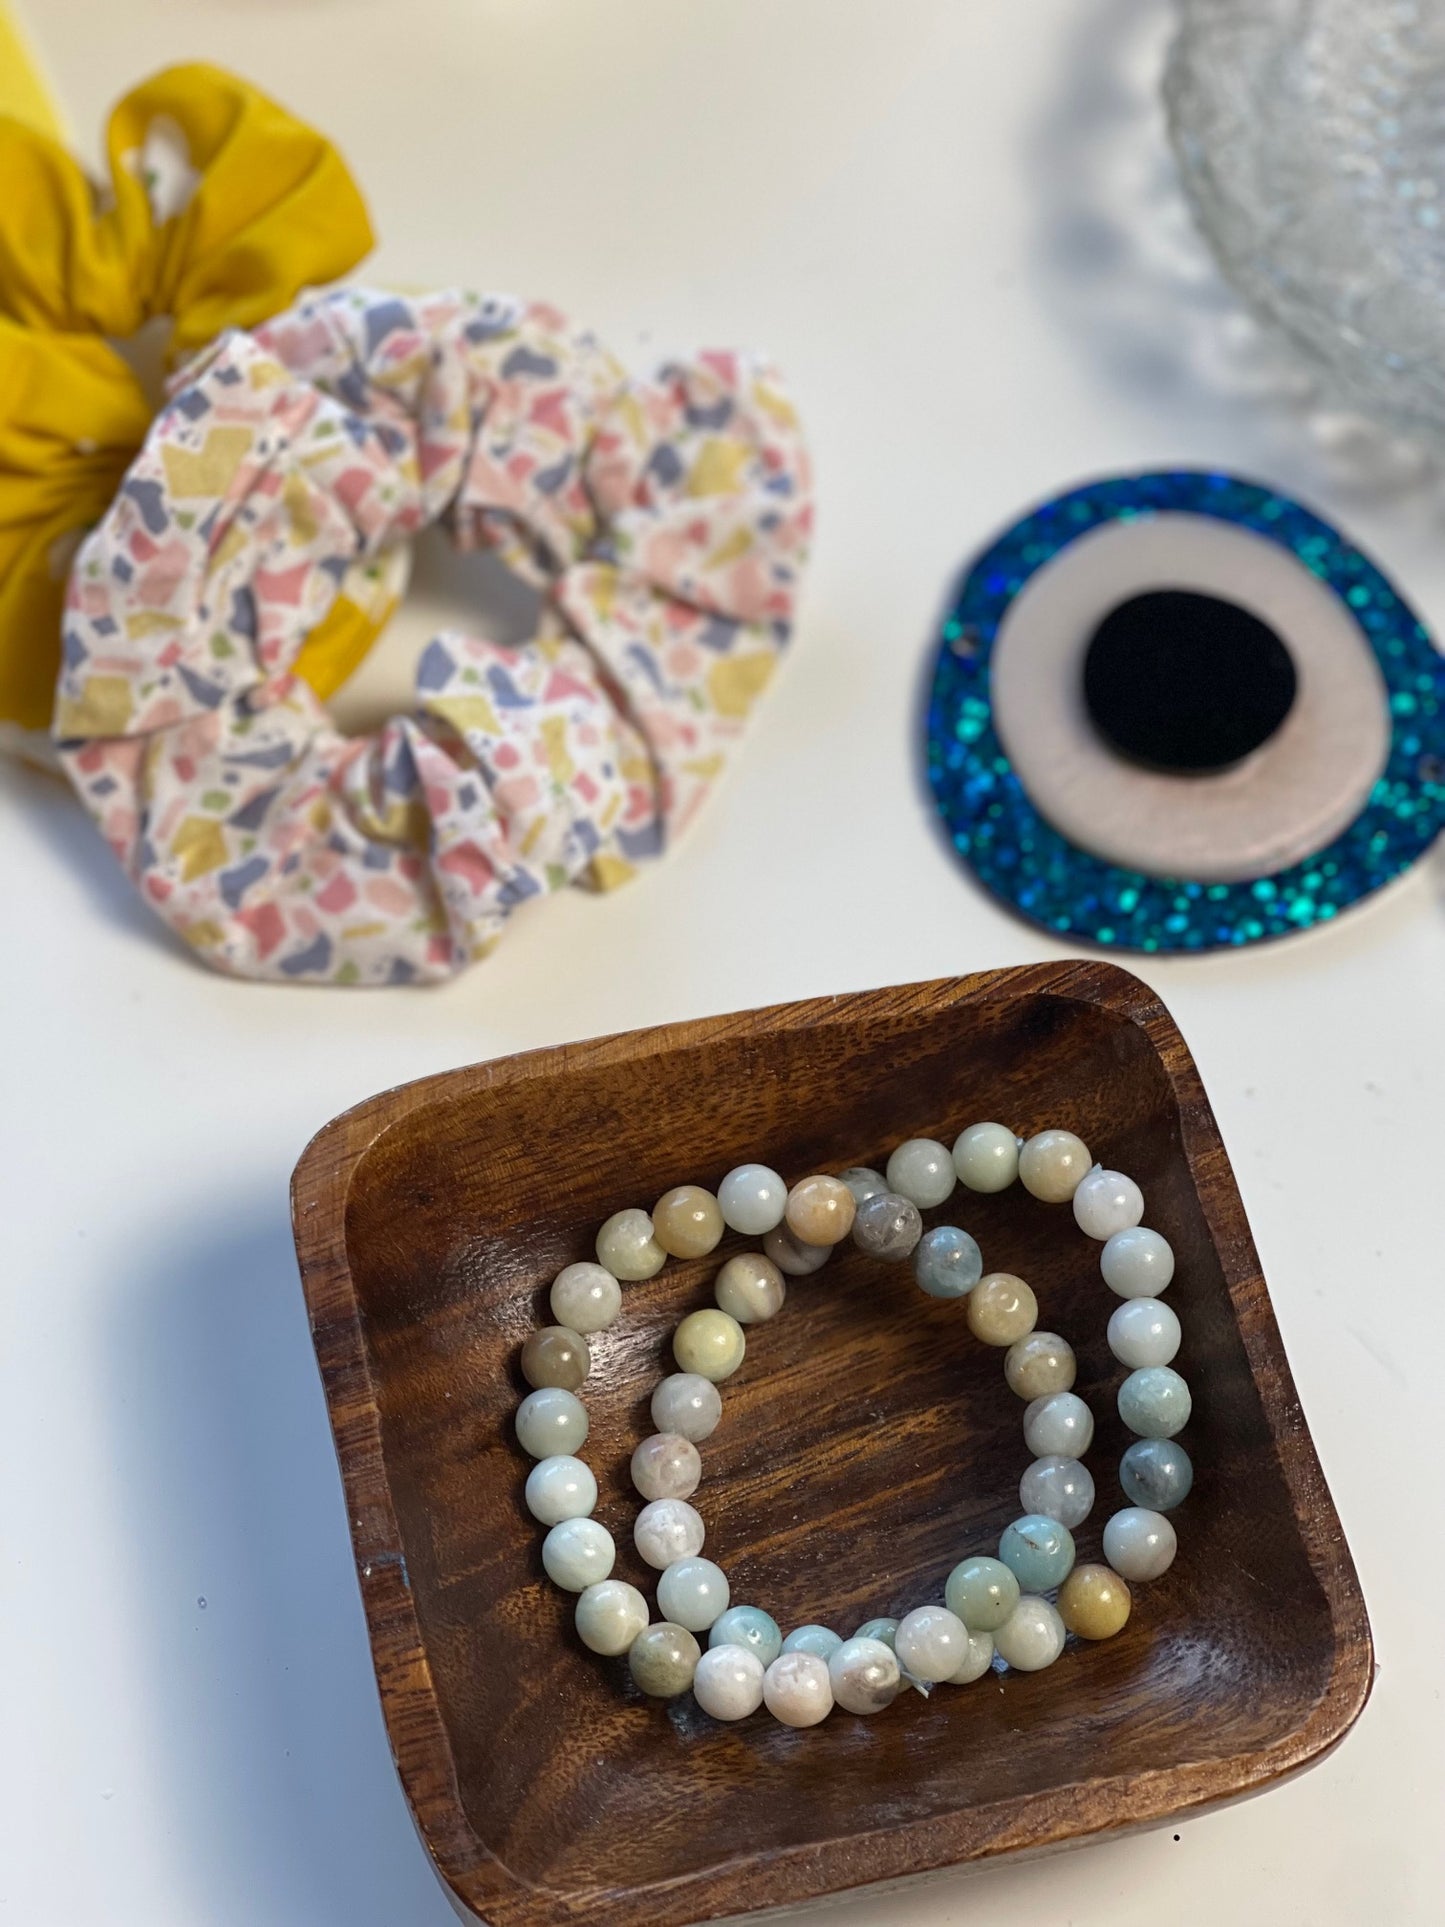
[1018,1130,1092,1203]
[966,1272,1038,1347]
[784,1174,856,1246]
[673,1308,747,1382]
[1057,1563,1131,1640]
[652,1184,725,1258]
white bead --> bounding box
[1018,1130,1091,1202]
[714,1253,786,1324]
[524,1454,597,1526]
[574,1580,649,1655]
[1023,1391,1094,1458]
[717,1164,788,1235]
[1103,1507,1177,1581]
[631,1433,702,1501]
[1101,1226,1175,1298]
[763,1651,834,1727]
[952,1121,1019,1193]
[650,1372,722,1442]
[657,1557,730,1631]
[827,1636,901,1714]
[595,1207,665,1280]
[693,1644,766,1721]
[541,1516,614,1591]
[1107,1297,1182,1368]
[1072,1166,1144,1240]
[549,1261,622,1334]
[634,1498,706,1569]
[993,1595,1066,1671]
[515,1386,588,1459]
[1019,1454,1095,1528]
[894,1605,970,1683]
[885,1138,956,1208]
[948,1627,995,1684]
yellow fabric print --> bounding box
[707,651,775,719]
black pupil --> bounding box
[1082,589,1298,774]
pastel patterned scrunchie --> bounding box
[56,287,812,984]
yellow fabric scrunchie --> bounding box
[0,62,377,735]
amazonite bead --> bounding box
[1019,1454,1095,1529]
[1004,1331,1076,1399]
[1058,1563,1131,1640]
[914,1224,983,1299]
[1103,1506,1177,1581]
[1119,1365,1192,1439]
[1101,1226,1175,1298]
[886,1138,956,1208]
[1107,1296,1181,1368]
[515,1386,588,1459]
[631,1432,702,1501]
[673,1308,746,1382]
[895,1605,970,1683]
[966,1271,1037,1346]
[764,1223,832,1276]
[782,1624,843,1660]
[1023,1390,1094,1458]
[709,1605,782,1667]
[838,1167,887,1205]
[786,1174,856,1246]
[549,1261,621,1334]
[945,1555,1019,1632]
[828,1636,901,1714]
[717,1163,788,1235]
[715,1252,786,1324]
[542,1516,614,1591]
[596,1207,665,1281]
[650,1372,722,1442]
[521,1325,589,1391]
[993,1595,1066,1671]
[854,1616,900,1649]
[852,1191,923,1260]
[763,1651,833,1727]
[948,1627,996,1684]
[952,1121,1019,1193]
[575,1579,649,1655]
[652,1184,725,1259]
[1120,1438,1194,1512]
[693,1643,765,1721]
[629,1622,700,1697]
[524,1454,597,1526]
[634,1498,706,1569]
[1072,1166,1144,1240]
[1018,1129,1091,1203]
[657,1556,730,1631]
[999,1514,1076,1592]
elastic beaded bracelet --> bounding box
[515,1122,1193,1729]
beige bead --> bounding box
[965,1273,1038,1347]
[784,1174,856,1247]
[520,1325,590,1391]
[631,1432,702,1501]
[673,1308,747,1382]
[595,1207,665,1280]
[1058,1563,1132,1640]
[629,1622,701,1698]
[1018,1130,1092,1203]
[652,1185,725,1259]
[1004,1330,1077,1399]
[714,1253,786,1324]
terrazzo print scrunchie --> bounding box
[56,288,811,984]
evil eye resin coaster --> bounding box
[926,470,1445,951]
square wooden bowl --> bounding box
[291,962,1371,1926]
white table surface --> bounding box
[4,2,1443,1922]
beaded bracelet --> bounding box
[514,1123,1194,1729]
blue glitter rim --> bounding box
[925,470,1445,952]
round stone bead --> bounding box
[634,1498,706,1569]
[521,1324,590,1392]
[1072,1166,1145,1240]
[993,1595,1067,1671]
[764,1223,832,1276]
[575,1579,649,1655]
[692,1643,765,1721]
[1118,1365,1192,1439]
[1004,1331,1076,1399]
[1057,1564,1131,1640]
[763,1651,833,1727]
[1120,1438,1194,1512]
[952,1121,1019,1194]
[650,1372,722,1442]
[657,1557,730,1632]
[914,1225,983,1299]
[1101,1226,1175,1298]
[516,1386,589,1459]
[1023,1390,1095,1459]
[896,1605,970,1683]
[1103,1506,1177,1581]
[782,1624,843,1661]
[1018,1129,1091,1203]
[524,1454,597,1526]
[1019,1454,1095,1529]
[886,1138,956,1208]
[999,1514,1076,1592]
[631,1432,702,1502]
[785,1174,856,1246]
[945,1555,1020,1632]
[948,1628,995,1684]
[542,1516,615,1591]
[828,1636,901,1714]
[852,1191,923,1261]
[717,1164,787,1236]
[652,1184,725,1259]
[966,1272,1038,1346]
[715,1252,787,1324]
[549,1261,622,1334]
[853,1616,900,1651]
[673,1308,746,1382]
[709,1605,782,1667]
[629,1622,700,1698]
[595,1207,665,1281]
[838,1166,888,1205]
[1107,1297,1181,1369]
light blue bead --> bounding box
[854,1616,900,1650]
[998,1513,1076,1592]
[1120,1437,1194,1510]
[944,1555,1019,1632]
[914,1225,983,1299]
[781,1623,843,1660]
[1118,1365,1192,1439]
[708,1604,782,1666]
[838,1167,887,1206]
